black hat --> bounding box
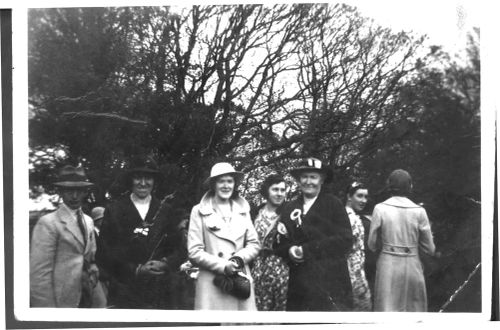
[289,157,331,180]
[53,165,94,188]
[126,156,161,177]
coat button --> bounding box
[218,252,224,257]
[390,247,395,252]
[405,247,411,253]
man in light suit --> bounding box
[30,165,106,308]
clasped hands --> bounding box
[136,258,169,277]
[224,256,244,276]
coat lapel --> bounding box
[144,197,160,224]
[124,197,146,227]
[58,206,85,249]
[199,194,247,245]
[82,214,96,258]
[303,194,321,222]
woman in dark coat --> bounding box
[96,156,189,309]
[275,157,353,311]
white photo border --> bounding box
[10,0,497,324]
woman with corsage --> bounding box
[275,157,353,311]
[96,156,187,309]
[250,174,290,311]
[187,162,260,310]
[345,182,372,311]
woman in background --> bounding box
[251,174,289,311]
[187,162,260,310]
[368,169,436,312]
[345,182,372,311]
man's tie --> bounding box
[76,210,87,247]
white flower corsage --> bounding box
[277,222,288,236]
[133,227,149,236]
[290,209,303,227]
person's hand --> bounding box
[147,259,169,272]
[136,260,166,277]
[87,263,99,288]
[224,259,239,276]
[288,245,304,263]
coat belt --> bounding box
[381,244,418,256]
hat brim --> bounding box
[203,171,244,186]
[53,181,94,188]
[125,168,162,181]
[290,167,328,179]
[127,167,161,175]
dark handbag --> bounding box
[213,268,251,300]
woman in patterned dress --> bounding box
[250,174,290,311]
[345,182,372,311]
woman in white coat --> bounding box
[368,169,436,312]
[188,162,260,310]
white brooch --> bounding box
[277,222,288,236]
[290,209,302,227]
[133,227,149,236]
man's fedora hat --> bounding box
[204,162,244,186]
[53,165,94,188]
[289,157,331,180]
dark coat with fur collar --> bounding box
[275,191,353,311]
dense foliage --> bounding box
[28,5,481,312]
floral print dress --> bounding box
[346,206,372,311]
[250,208,290,311]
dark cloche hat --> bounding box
[53,165,94,188]
[386,169,412,196]
[126,155,161,177]
[289,157,331,180]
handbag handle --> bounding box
[236,271,251,281]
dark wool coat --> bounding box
[96,195,191,309]
[275,192,354,311]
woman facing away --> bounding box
[368,169,436,312]
[250,174,290,311]
[345,182,372,311]
[187,162,261,310]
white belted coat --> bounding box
[187,193,260,310]
[368,196,436,312]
